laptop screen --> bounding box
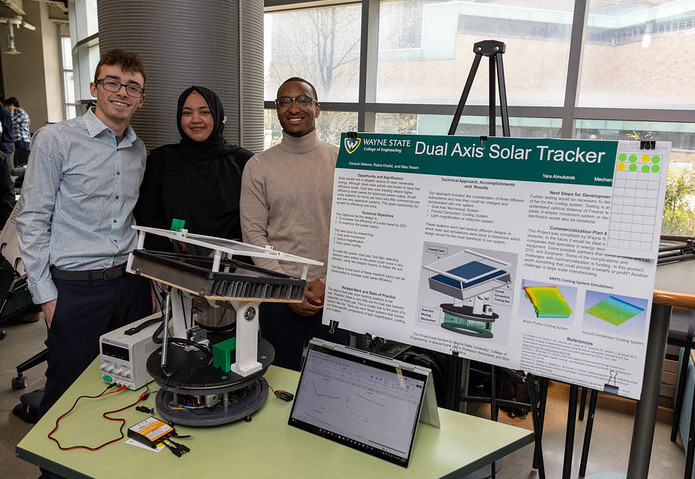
[288,338,435,468]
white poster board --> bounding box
[324,134,670,399]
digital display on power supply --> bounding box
[101,342,129,361]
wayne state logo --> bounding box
[344,136,361,154]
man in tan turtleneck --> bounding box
[240,77,347,370]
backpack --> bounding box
[396,347,450,407]
[469,361,531,418]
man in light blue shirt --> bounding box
[16,49,153,428]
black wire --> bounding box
[151,319,212,360]
[47,384,122,451]
[167,337,213,361]
[152,315,165,344]
[179,291,189,330]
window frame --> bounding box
[264,0,694,138]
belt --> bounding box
[50,264,127,281]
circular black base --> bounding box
[440,303,498,322]
[155,377,269,426]
[147,337,274,390]
[441,303,495,339]
[441,321,494,339]
[147,338,274,426]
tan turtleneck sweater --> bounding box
[240,130,337,281]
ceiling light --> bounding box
[4,19,20,54]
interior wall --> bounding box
[39,3,62,124]
[0,1,62,132]
[97,0,264,153]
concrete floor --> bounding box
[466,382,686,478]
[0,313,688,478]
[1,312,47,479]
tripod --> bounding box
[448,40,510,137]
[444,40,545,479]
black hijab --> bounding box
[176,85,234,160]
[136,86,253,252]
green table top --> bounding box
[17,359,533,479]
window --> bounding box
[377,0,575,106]
[264,4,362,102]
[576,119,695,236]
[264,3,362,148]
[60,36,76,120]
[377,114,562,138]
[70,0,100,112]
[264,109,358,150]
[578,0,695,109]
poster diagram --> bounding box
[325,134,670,399]
[583,291,648,338]
[518,279,577,324]
[523,286,572,319]
[422,246,513,339]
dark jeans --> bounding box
[0,141,13,156]
[14,140,29,166]
[259,302,350,371]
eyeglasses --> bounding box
[95,78,145,98]
[275,95,316,110]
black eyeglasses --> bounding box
[275,95,316,110]
[95,78,145,98]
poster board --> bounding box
[324,134,670,399]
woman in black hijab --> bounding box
[135,86,254,251]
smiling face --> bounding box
[89,64,145,136]
[276,80,320,138]
[180,91,214,143]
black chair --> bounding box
[12,347,47,390]
[0,244,45,390]
[0,252,40,327]
[12,349,47,424]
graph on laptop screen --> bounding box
[288,341,429,467]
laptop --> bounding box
[288,338,440,468]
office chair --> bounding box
[12,348,47,390]
[0,245,44,390]
[0,253,40,328]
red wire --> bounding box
[47,384,149,451]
